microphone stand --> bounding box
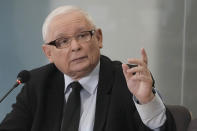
[0,81,20,103]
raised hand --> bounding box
[122,48,154,104]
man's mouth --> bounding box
[72,56,88,63]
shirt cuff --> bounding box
[133,93,166,129]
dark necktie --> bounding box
[61,81,82,131]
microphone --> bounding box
[0,70,30,103]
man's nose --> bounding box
[70,39,81,51]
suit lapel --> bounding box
[93,56,114,131]
[42,65,65,131]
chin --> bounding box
[71,62,90,71]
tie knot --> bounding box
[68,81,82,92]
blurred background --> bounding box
[0,0,197,122]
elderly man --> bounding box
[0,5,176,131]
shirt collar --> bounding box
[64,62,100,95]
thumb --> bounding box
[122,64,129,80]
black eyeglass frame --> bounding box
[46,29,96,49]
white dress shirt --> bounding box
[64,62,166,131]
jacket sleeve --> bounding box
[0,84,33,131]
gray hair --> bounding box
[42,5,96,42]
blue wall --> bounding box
[0,0,49,122]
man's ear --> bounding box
[96,28,103,48]
[42,44,54,63]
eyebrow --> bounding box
[56,33,67,39]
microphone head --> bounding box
[17,70,31,83]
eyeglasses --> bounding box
[46,29,95,49]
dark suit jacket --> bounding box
[0,55,176,131]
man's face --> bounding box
[42,11,103,79]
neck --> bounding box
[69,63,99,80]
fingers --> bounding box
[127,66,149,76]
[122,48,150,81]
[122,64,131,81]
[127,58,146,67]
[141,48,148,65]
[127,48,148,67]
[122,63,151,80]
[130,74,152,83]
